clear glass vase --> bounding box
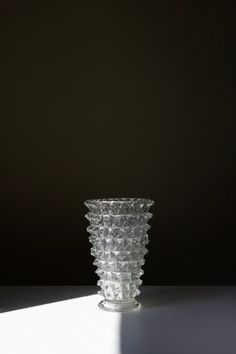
[84,198,154,312]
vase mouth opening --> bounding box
[85,198,154,205]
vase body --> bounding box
[85,198,154,312]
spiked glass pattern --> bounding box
[85,198,154,312]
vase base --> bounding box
[98,299,141,313]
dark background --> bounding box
[0,1,234,284]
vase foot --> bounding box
[98,299,141,313]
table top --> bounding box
[0,286,236,354]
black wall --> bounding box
[0,2,234,284]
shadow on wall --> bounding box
[120,286,236,354]
[0,286,95,313]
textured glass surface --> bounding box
[85,198,154,312]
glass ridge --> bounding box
[84,198,154,312]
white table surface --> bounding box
[0,286,235,354]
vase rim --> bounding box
[85,198,154,204]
